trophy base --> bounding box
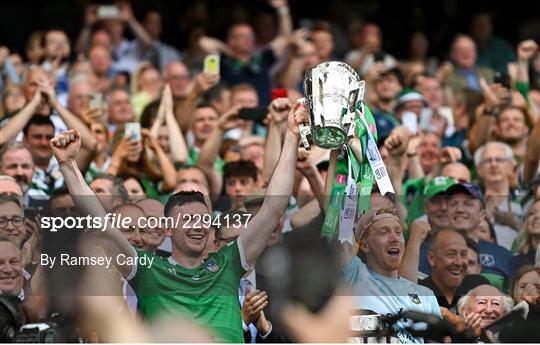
[313,126,347,149]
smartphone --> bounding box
[271,88,288,100]
[419,107,433,131]
[494,72,511,88]
[203,54,220,75]
[124,122,141,141]
[374,51,385,62]
[89,92,103,110]
[402,111,418,135]
[97,5,119,19]
[238,107,268,122]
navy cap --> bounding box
[447,182,485,206]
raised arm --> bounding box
[197,106,241,198]
[51,129,136,278]
[268,0,293,58]
[74,5,98,56]
[279,29,309,89]
[162,86,188,164]
[141,129,177,192]
[0,92,41,145]
[37,78,98,151]
[399,220,431,282]
[240,102,302,266]
[118,1,153,48]
[262,98,290,184]
[175,73,218,132]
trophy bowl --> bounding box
[301,61,365,150]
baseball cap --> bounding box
[395,89,429,110]
[447,182,486,206]
[423,176,458,198]
[355,207,402,240]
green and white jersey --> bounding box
[130,241,249,343]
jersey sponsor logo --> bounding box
[480,253,495,267]
[408,293,421,304]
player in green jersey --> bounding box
[50,99,304,342]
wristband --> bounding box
[407,152,417,157]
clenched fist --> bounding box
[50,129,81,164]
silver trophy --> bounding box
[300,61,366,150]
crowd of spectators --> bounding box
[0,0,539,343]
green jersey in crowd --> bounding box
[130,242,248,342]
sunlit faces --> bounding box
[157,126,170,153]
[424,194,450,230]
[311,30,334,61]
[123,177,146,200]
[67,81,93,116]
[418,132,441,174]
[496,107,528,143]
[0,240,23,296]
[361,217,405,274]
[176,167,209,192]
[88,45,111,76]
[90,178,122,212]
[447,192,485,232]
[225,176,257,207]
[0,201,25,247]
[428,230,468,290]
[137,199,166,252]
[90,122,109,153]
[464,285,506,329]
[525,200,540,235]
[108,89,134,125]
[0,179,23,198]
[512,270,540,305]
[114,204,146,248]
[164,62,190,97]
[0,148,34,191]
[166,202,211,258]
[467,246,482,275]
[24,123,54,165]
[476,219,494,243]
[476,144,513,185]
[441,162,471,183]
[375,73,402,102]
[191,107,219,146]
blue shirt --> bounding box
[341,256,442,343]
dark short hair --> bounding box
[223,160,257,182]
[23,115,55,136]
[164,191,208,218]
[465,236,478,253]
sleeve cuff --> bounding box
[237,237,254,272]
[242,320,250,332]
[259,321,273,339]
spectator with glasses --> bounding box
[475,141,522,250]
[0,195,26,247]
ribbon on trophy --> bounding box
[321,101,395,242]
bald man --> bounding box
[419,229,489,312]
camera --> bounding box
[0,296,83,343]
